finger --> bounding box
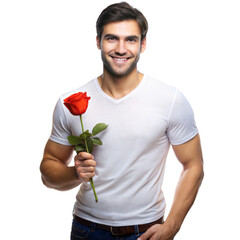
[76,152,94,161]
[75,163,96,174]
[80,172,95,181]
[75,159,96,168]
[76,168,95,181]
[137,230,152,240]
[137,225,156,240]
[76,166,95,173]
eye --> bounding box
[127,38,137,43]
[106,36,117,42]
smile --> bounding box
[110,56,131,63]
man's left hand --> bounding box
[138,223,176,240]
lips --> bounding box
[113,57,127,61]
[110,56,132,64]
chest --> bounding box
[69,98,169,146]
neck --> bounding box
[98,69,144,100]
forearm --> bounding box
[165,165,204,234]
[40,159,82,191]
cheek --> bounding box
[127,44,141,55]
[101,43,116,53]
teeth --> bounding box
[115,58,127,61]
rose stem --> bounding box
[79,115,98,202]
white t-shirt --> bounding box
[50,75,198,226]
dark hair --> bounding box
[96,2,148,42]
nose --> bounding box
[115,40,127,55]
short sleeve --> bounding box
[49,99,72,145]
[167,90,198,145]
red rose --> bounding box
[64,92,90,115]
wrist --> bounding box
[163,218,181,236]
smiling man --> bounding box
[40,2,204,240]
[97,17,146,100]
[99,20,145,78]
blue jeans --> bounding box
[70,219,144,240]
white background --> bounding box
[1,0,239,239]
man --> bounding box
[40,2,204,240]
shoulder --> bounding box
[58,79,96,102]
[53,79,97,119]
[142,75,178,104]
[143,75,177,95]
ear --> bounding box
[140,38,146,53]
[96,36,101,50]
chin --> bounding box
[106,67,136,78]
[104,62,138,78]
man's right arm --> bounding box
[40,140,96,191]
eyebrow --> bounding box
[126,35,140,41]
[104,34,119,39]
[104,34,140,41]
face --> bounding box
[97,20,146,77]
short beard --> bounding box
[101,52,140,78]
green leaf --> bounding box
[86,139,93,153]
[80,130,92,140]
[91,137,103,145]
[67,135,82,145]
[92,123,108,136]
[74,145,86,153]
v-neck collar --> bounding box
[94,75,145,104]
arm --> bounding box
[139,134,204,240]
[40,140,96,191]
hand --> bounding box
[74,152,96,182]
[138,223,176,240]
